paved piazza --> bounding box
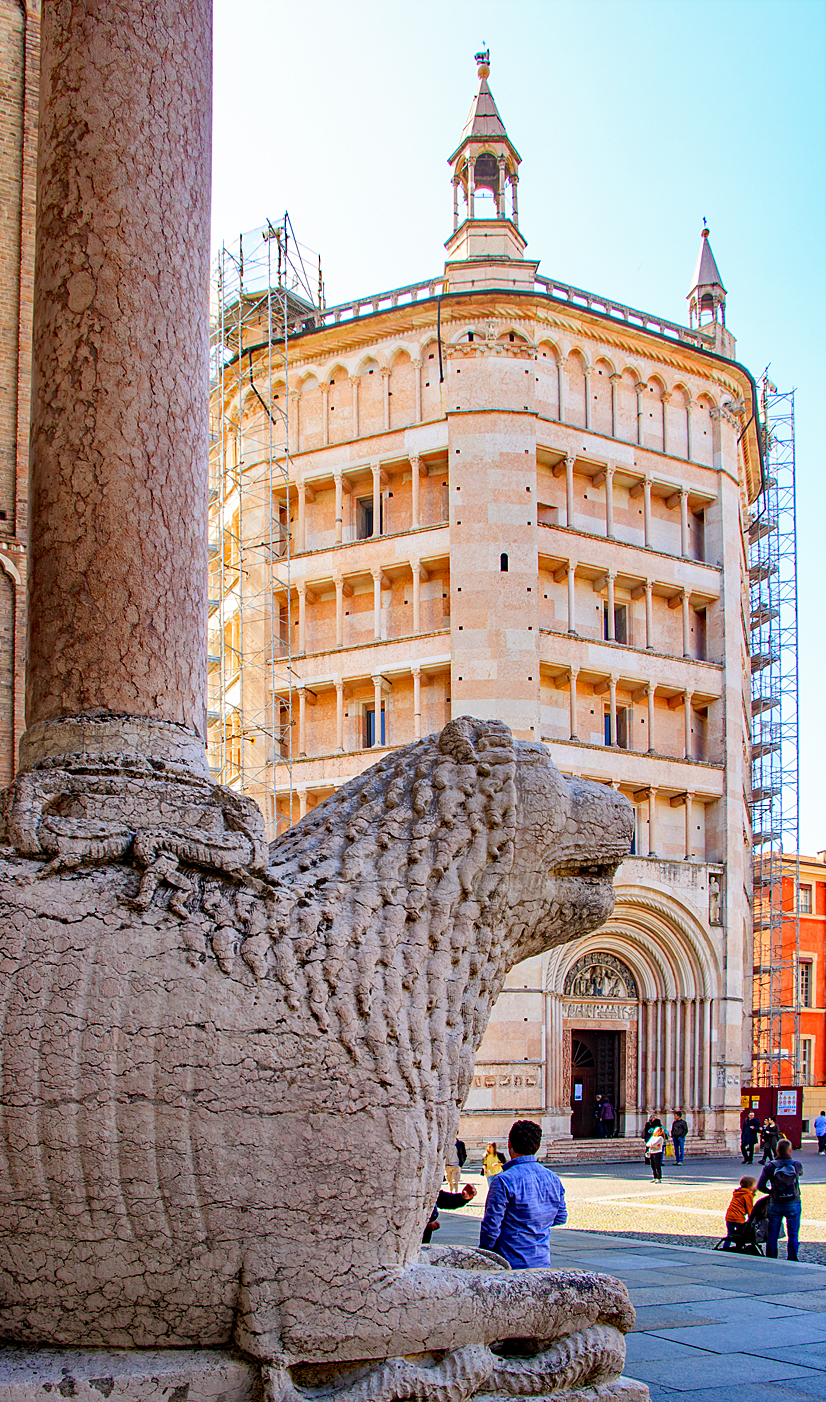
[436,1145,826,1400]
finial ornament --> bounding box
[475,46,490,79]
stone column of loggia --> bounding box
[21,0,212,776]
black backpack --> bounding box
[770,1161,800,1204]
[456,1139,467,1168]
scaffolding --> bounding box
[208,216,323,839]
[749,380,800,1086]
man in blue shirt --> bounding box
[479,1119,567,1268]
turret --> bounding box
[687,221,735,357]
[444,51,538,291]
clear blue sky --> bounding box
[213,0,825,853]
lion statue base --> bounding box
[0,716,646,1401]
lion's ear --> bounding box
[437,717,514,766]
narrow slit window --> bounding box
[500,553,509,572]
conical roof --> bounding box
[690,225,725,293]
[462,75,507,141]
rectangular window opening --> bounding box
[363,703,386,749]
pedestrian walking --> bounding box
[670,1111,688,1164]
[759,1117,780,1165]
[601,1098,616,1139]
[814,1111,826,1155]
[646,1119,666,1181]
[483,1142,505,1178]
[721,1175,757,1250]
[757,1138,803,1261]
[444,1141,462,1193]
[643,1114,659,1144]
[741,1111,760,1164]
[479,1120,567,1267]
[594,1094,604,1138]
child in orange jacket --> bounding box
[722,1175,756,1250]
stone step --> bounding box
[538,1137,730,1166]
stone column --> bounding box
[24,0,212,773]
[413,359,422,422]
[412,665,422,739]
[635,382,645,445]
[372,569,383,641]
[609,374,620,438]
[557,360,566,425]
[681,589,691,657]
[568,668,578,740]
[289,390,300,454]
[320,387,329,448]
[297,483,307,552]
[583,366,592,431]
[298,687,307,756]
[661,390,671,455]
[372,675,383,747]
[410,455,421,529]
[334,473,344,544]
[335,679,344,751]
[297,583,307,655]
[684,792,694,859]
[350,376,360,438]
[680,489,690,557]
[567,562,576,633]
[643,478,652,546]
[335,575,344,647]
[645,580,654,649]
[608,675,617,747]
[605,465,615,539]
[381,366,391,431]
[412,564,421,633]
[565,453,575,526]
[648,786,658,856]
[664,999,674,1112]
[647,683,656,753]
[684,692,693,758]
[644,1000,654,1110]
[372,463,382,537]
[606,573,616,640]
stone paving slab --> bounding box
[753,1342,826,1368]
[631,1297,804,1330]
[626,1350,819,1389]
[646,1386,826,1402]
[625,1284,746,1305]
[650,1314,826,1353]
[764,1292,826,1312]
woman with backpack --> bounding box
[757,1138,803,1260]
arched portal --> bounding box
[545,886,721,1142]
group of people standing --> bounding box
[642,1111,689,1179]
[739,1113,796,1165]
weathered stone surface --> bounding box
[26,0,211,738]
[0,1347,261,1401]
[0,716,638,1402]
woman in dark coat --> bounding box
[759,1117,779,1165]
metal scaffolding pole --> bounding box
[749,380,799,1087]
[208,216,322,838]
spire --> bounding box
[689,220,726,299]
[460,50,508,142]
[687,221,734,357]
[444,50,536,290]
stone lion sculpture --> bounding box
[0,716,643,1401]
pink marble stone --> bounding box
[26,0,212,742]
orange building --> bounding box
[796,854,826,1113]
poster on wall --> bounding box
[777,1089,798,1116]
[574,1083,583,1101]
